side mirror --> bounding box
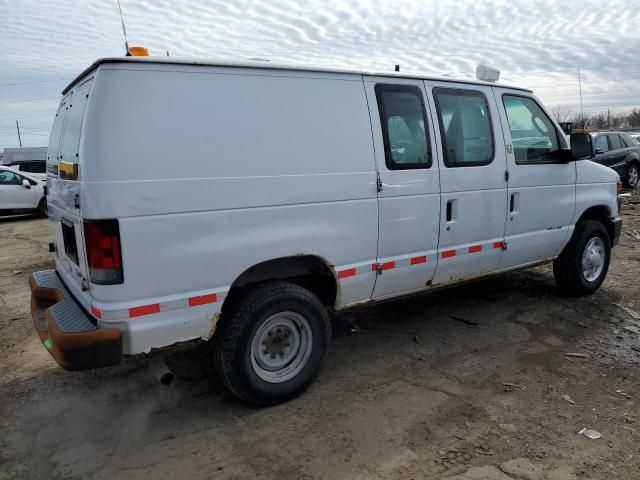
[595,148,604,155]
[570,132,594,161]
[22,179,31,189]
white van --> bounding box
[31,57,621,404]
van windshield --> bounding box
[57,78,93,179]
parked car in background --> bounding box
[0,166,47,217]
[591,132,640,188]
[6,161,47,181]
[630,133,640,145]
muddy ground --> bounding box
[1,193,640,480]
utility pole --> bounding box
[607,109,610,130]
[577,69,584,128]
[15,120,22,147]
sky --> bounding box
[1,0,639,148]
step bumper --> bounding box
[29,270,122,371]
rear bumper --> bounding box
[608,217,622,247]
[29,270,122,370]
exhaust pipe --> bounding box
[148,356,175,386]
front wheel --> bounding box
[553,220,611,296]
[214,281,331,405]
[623,163,639,189]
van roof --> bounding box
[62,57,533,95]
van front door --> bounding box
[494,92,576,269]
[363,78,441,299]
[427,83,508,285]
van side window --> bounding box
[502,95,560,164]
[58,78,93,179]
[433,88,494,167]
[374,84,432,169]
[594,135,609,153]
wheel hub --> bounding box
[582,237,605,282]
[250,312,313,383]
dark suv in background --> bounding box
[591,132,640,188]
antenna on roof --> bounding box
[116,0,130,56]
[394,64,400,72]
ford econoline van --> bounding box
[31,57,621,404]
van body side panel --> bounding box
[80,66,378,341]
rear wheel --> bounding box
[214,281,331,405]
[553,220,610,296]
[38,198,48,217]
[623,163,639,189]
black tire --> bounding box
[38,198,48,218]
[623,163,639,189]
[214,281,331,405]
[553,220,611,296]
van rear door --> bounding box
[47,78,94,299]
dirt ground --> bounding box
[2,193,640,480]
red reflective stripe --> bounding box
[338,268,357,279]
[493,241,503,249]
[371,263,378,271]
[188,294,218,307]
[442,250,457,258]
[129,304,160,318]
[411,255,427,265]
[91,306,102,319]
[468,245,482,254]
[381,261,396,270]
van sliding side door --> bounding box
[363,77,441,299]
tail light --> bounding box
[84,220,124,285]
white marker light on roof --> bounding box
[476,64,500,83]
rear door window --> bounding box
[594,135,609,152]
[47,95,70,176]
[608,134,623,151]
[434,88,494,167]
[502,95,559,164]
[58,78,93,179]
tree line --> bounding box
[552,106,640,131]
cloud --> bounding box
[1,0,639,146]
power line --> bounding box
[0,114,54,122]
[506,62,640,76]
[0,97,59,104]
[0,78,68,87]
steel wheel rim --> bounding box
[582,237,605,282]
[250,311,313,383]
[629,166,638,187]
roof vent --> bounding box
[476,64,500,83]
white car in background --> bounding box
[6,161,47,181]
[0,166,47,217]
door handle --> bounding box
[446,199,458,222]
[510,192,519,214]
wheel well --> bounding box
[578,205,613,242]
[227,256,337,308]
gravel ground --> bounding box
[1,192,640,480]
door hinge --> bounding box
[504,170,510,182]
[376,172,383,193]
[501,241,508,251]
[373,263,383,275]
[74,194,80,209]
